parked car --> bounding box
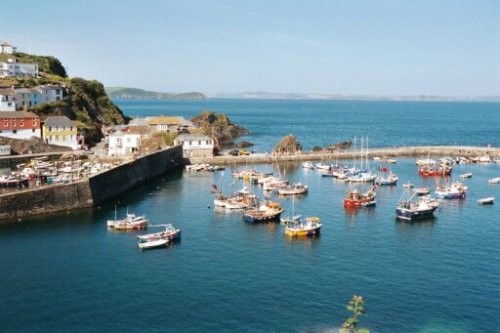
[230,149,239,156]
[239,149,250,156]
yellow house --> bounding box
[42,116,79,150]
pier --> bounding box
[188,145,500,165]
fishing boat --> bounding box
[138,238,170,250]
[137,224,181,243]
[243,202,284,223]
[477,197,495,205]
[302,161,314,169]
[488,177,500,184]
[459,172,472,178]
[413,187,430,196]
[107,208,148,230]
[435,181,467,199]
[396,190,439,221]
[285,217,322,237]
[387,159,397,164]
[315,162,331,170]
[278,182,309,195]
[418,165,452,177]
[343,185,377,208]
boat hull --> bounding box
[343,197,376,208]
[243,210,282,223]
[285,226,321,237]
[418,168,452,177]
[395,206,437,220]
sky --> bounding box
[2,0,499,96]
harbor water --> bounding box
[1,100,500,332]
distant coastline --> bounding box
[207,92,500,102]
[106,87,206,100]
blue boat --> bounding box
[396,190,439,221]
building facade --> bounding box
[174,134,214,158]
[35,85,63,103]
[0,145,10,156]
[0,111,41,139]
[0,59,38,78]
[0,42,16,54]
[42,116,79,150]
[0,88,16,111]
[108,130,141,156]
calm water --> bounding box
[1,100,500,332]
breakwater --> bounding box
[188,145,500,165]
[0,146,183,221]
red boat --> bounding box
[418,166,452,177]
[343,187,377,208]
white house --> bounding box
[174,134,214,158]
[0,42,16,54]
[0,59,38,78]
[0,111,41,140]
[0,88,16,111]
[14,88,34,110]
[34,85,63,103]
[108,130,141,156]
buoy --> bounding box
[207,206,211,209]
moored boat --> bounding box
[413,187,430,196]
[108,210,148,230]
[396,190,439,221]
[435,181,467,199]
[418,166,452,177]
[343,185,377,208]
[459,172,472,179]
[477,197,495,205]
[375,173,398,186]
[137,224,181,243]
[488,177,500,184]
[243,202,284,223]
[285,216,322,237]
[302,161,314,169]
[278,182,309,195]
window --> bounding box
[70,126,73,131]
[32,129,35,133]
[4,121,7,127]
[20,121,24,126]
[198,141,201,145]
[49,127,52,131]
[13,130,17,134]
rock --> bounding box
[274,134,302,155]
[191,111,249,149]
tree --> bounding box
[340,295,370,333]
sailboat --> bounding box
[280,195,301,224]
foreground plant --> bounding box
[340,295,370,333]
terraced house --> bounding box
[0,111,41,139]
[42,116,79,150]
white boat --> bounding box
[488,177,500,184]
[459,173,472,178]
[435,181,468,199]
[107,207,148,230]
[402,183,414,189]
[387,159,397,164]
[346,172,377,183]
[278,183,309,195]
[302,161,314,169]
[315,163,331,170]
[477,197,495,205]
[138,238,170,250]
[138,224,181,242]
[413,187,430,196]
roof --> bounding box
[0,111,39,118]
[109,130,140,138]
[37,85,62,91]
[43,116,73,127]
[176,134,212,141]
[1,43,13,47]
[0,88,15,96]
[128,118,149,126]
[148,116,182,125]
[14,88,32,94]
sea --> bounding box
[1,99,499,333]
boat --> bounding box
[459,172,472,179]
[418,166,452,177]
[416,158,437,166]
[477,197,495,205]
[387,159,397,164]
[488,177,500,184]
[278,182,309,195]
[413,187,430,196]
[285,217,322,237]
[435,181,467,199]
[396,190,439,221]
[138,238,170,250]
[315,162,332,170]
[243,202,284,223]
[137,224,181,243]
[302,161,314,169]
[375,173,398,186]
[471,155,491,164]
[343,185,377,208]
[402,182,414,189]
[107,208,148,230]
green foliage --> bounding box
[162,132,178,146]
[340,295,370,333]
[14,52,67,77]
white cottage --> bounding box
[174,134,214,158]
[0,42,16,54]
[108,130,141,156]
[0,88,16,111]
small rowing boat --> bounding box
[477,197,495,205]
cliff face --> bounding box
[273,134,302,155]
[191,111,249,149]
[31,78,128,145]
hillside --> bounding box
[106,87,206,100]
[0,54,127,146]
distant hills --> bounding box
[106,87,206,100]
[208,91,500,102]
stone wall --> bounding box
[89,146,183,205]
[0,180,93,220]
